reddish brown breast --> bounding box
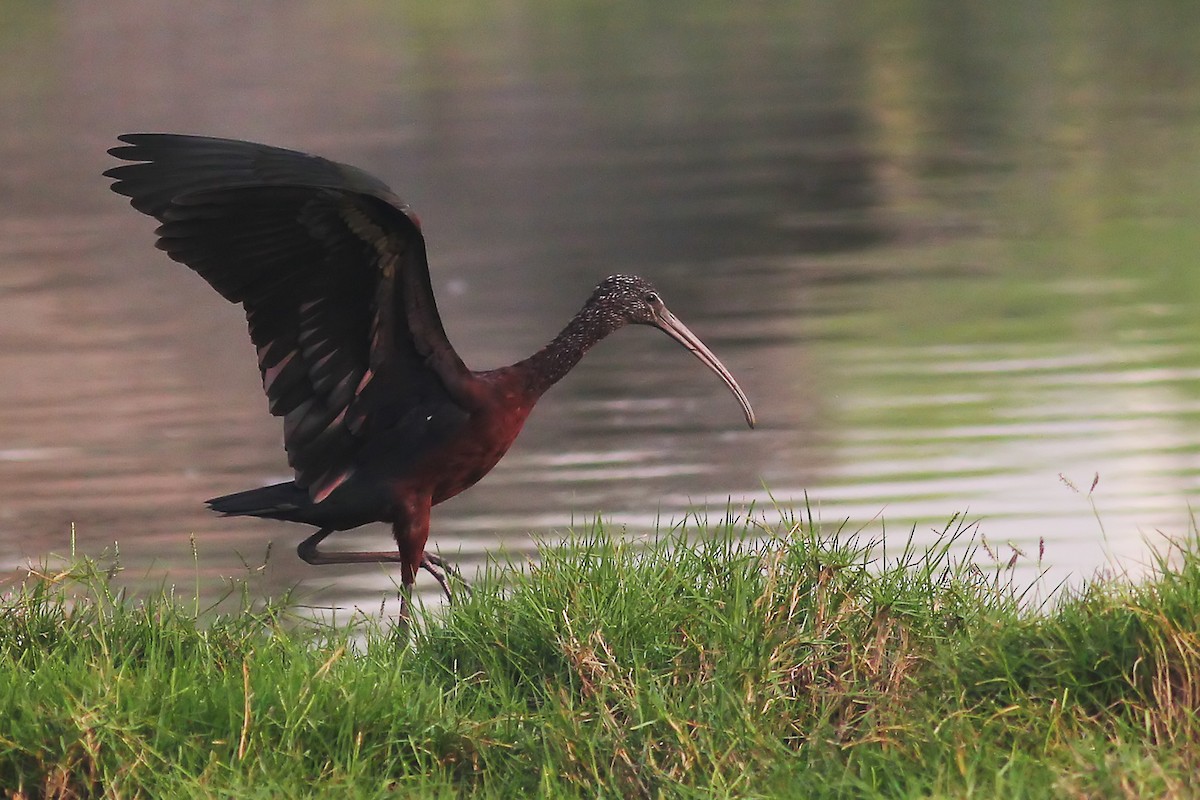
[425,371,536,505]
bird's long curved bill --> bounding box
[655,309,756,428]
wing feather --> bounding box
[106,134,474,499]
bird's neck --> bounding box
[516,302,622,398]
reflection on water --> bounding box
[4,1,1200,611]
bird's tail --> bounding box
[207,482,311,520]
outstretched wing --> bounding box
[105,134,474,501]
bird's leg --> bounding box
[296,533,460,591]
[296,527,405,565]
[392,494,432,628]
[397,581,414,631]
[295,500,464,626]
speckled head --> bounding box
[586,274,664,326]
[588,274,757,428]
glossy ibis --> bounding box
[105,134,756,619]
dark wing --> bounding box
[105,134,474,501]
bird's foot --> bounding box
[420,551,470,601]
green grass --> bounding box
[2,513,1198,798]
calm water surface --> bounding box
[4,2,1200,611]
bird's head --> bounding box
[588,274,668,326]
[588,274,756,428]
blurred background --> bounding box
[3,1,1200,611]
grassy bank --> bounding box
[2,515,1198,798]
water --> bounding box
[4,1,1200,610]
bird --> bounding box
[105,134,756,620]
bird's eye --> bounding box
[644,292,660,304]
